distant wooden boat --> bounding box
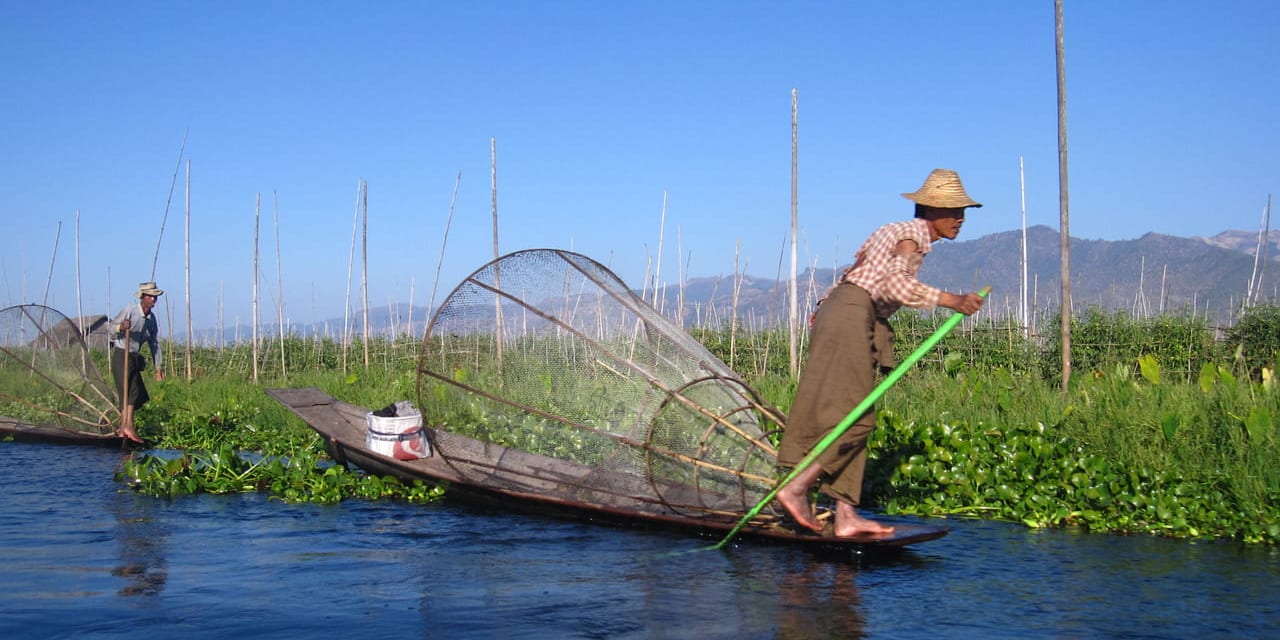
[0,416,129,447]
[267,387,948,550]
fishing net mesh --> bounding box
[0,304,118,433]
[418,249,782,517]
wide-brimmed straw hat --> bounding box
[136,281,164,298]
[901,168,983,208]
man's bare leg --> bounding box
[775,463,825,533]
[118,405,144,443]
[833,500,894,538]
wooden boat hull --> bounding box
[0,416,128,447]
[268,387,947,550]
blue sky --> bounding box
[3,1,1277,331]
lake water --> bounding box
[2,442,1277,639]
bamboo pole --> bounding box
[491,138,503,368]
[217,281,224,352]
[274,190,286,379]
[1258,195,1272,305]
[361,180,370,370]
[1246,195,1272,308]
[789,87,799,379]
[406,276,414,340]
[653,190,667,309]
[677,227,686,325]
[252,192,260,382]
[151,128,187,281]
[41,221,60,309]
[184,160,192,380]
[1055,0,1073,392]
[120,329,130,440]
[1019,156,1029,337]
[342,179,361,374]
[74,210,84,368]
[428,171,462,338]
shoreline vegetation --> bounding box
[19,304,1274,544]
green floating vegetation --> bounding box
[115,445,445,505]
[100,303,1280,543]
[864,358,1280,544]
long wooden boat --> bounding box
[0,416,131,447]
[267,387,948,550]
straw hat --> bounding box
[136,281,164,298]
[901,169,983,208]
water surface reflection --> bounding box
[1,443,1277,639]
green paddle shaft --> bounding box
[712,286,990,549]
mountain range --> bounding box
[193,226,1278,342]
[652,226,1278,328]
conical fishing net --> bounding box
[418,249,784,518]
[0,304,118,433]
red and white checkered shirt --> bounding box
[838,218,943,318]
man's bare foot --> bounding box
[834,512,896,537]
[118,425,144,444]
[776,487,823,533]
[833,503,895,538]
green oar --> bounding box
[710,286,990,550]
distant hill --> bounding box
[188,227,1277,342]
[654,225,1278,328]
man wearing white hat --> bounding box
[110,281,166,443]
[776,169,987,538]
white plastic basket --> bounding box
[365,412,430,460]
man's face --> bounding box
[140,294,157,310]
[925,207,967,240]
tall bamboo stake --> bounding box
[252,192,261,382]
[730,241,743,370]
[1019,156,1029,336]
[342,179,361,374]
[151,128,188,281]
[184,161,192,380]
[675,228,684,322]
[75,210,85,370]
[361,180,370,370]
[73,212,82,317]
[428,171,462,339]
[406,276,415,340]
[1055,0,1073,391]
[41,221,61,309]
[653,190,667,309]
[1257,195,1272,305]
[1160,264,1167,314]
[491,138,503,367]
[274,190,286,378]
[1246,195,1272,308]
[218,281,225,351]
[789,87,799,379]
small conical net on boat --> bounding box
[0,304,118,433]
[418,249,785,519]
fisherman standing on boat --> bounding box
[110,281,165,443]
[776,169,986,537]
